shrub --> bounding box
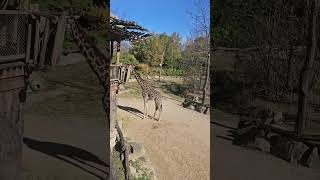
[164,68,184,76]
[122,53,139,65]
[136,64,150,74]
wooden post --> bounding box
[25,23,32,63]
[116,41,121,65]
[110,80,118,152]
[125,66,131,83]
[19,0,30,10]
[202,53,210,104]
[110,41,114,62]
[296,0,319,136]
[51,13,67,67]
[38,19,50,67]
[33,17,40,64]
[0,62,25,180]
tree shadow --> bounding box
[23,137,108,180]
[159,81,186,98]
[211,121,237,130]
[117,105,144,119]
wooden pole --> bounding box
[202,53,210,104]
[296,0,319,136]
[0,62,25,180]
[116,41,121,65]
[51,13,67,67]
[38,19,50,68]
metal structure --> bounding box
[109,15,150,65]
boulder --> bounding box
[270,136,294,161]
[273,111,283,124]
[305,147,320,169]
[129,142,146,161]
[129,165,138,177]
[290,141,309,164]
[233,124,259,145]
[196,104,207,113]
[205,107,210,115]
[253,137,271,152]
[186,104,195,111]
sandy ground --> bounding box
[22,82,108,179]
[211,110,320,180]
[117,94,211,180]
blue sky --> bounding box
[111,0,205,42]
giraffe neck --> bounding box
[132,70,147,89]
[69,19,109,89]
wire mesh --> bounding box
[0,13,28,58]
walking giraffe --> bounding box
[131,67,163,121]
[66,17,117,179]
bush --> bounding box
[136,64,150,74]
[122,53,139,65]
[164,68,184,76]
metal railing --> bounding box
[0,11,28,62]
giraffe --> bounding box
[131,67,163,121]
[65,17,117,179]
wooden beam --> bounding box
[33,17,40,64]
[51,13,67,67]
[25,23,32,63]
[38,19,50,67]
[296,0,320,136]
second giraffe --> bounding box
[131,67,162,121]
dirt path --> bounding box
[117,95,210,180]
[211,110,320,180]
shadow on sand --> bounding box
[118,105,144,119]
[23,137,108,180]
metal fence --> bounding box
[0,11,28,62]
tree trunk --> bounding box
[0,62,25,180]
[159,51,165,82]
[202,53,210,104]
[296,0,319,136]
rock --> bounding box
[253,137,270,152]
[129,142,146,161]
[186,104,195,110]
[196,104,207,113]
[305,147,320,169]
[233,124,259,145]
[129,165,138,177]
[266,140,308,164]
[264,117,273,126]
[290,141,309,164]
[205,107,210,115]
[29,77,46,91]
[118,84,125,91]
[273,111,283,124]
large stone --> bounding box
[186,104,195,111]
[129,165,138,177]
[290,141,309,164]
[205,107,210,115]
[273,111,283,124]
[29,76,46,91]
[270,136,294,161]
[233,125,259,145]
[305,147,320,169]
[129,142,146,161]
[195,104,206,113]
[253,137,270,152]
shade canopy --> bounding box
[110,16,151,43]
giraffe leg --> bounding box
[153,109,157,119]
[158,104,162,121]
[143,98,146,119]
[146,100,149,119]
